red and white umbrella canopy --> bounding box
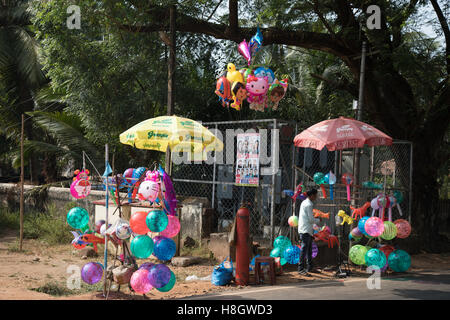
[293,117,393,151]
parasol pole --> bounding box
[19,114,24,251]
[103,144,109,297]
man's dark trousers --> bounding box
[298,233,313,271]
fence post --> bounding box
[270,119,277,244]
[211,123,218,209]
[409,142,413,224]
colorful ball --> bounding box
[139,262,155,271]
[81,262,103,284]
[379,245,395,260]
[388,249,411,272]
[159,215,181,238]
[365,248,387,269]
[94,220,105,233]
[129,211,150,235]
[358,216,370,236]
[381,221,397,240]
[133,167,147,179]
[115,222,132,240]
[66,207,89,230]
[349,233,362,243]
[313,172,325,185]
[153,236,176,261]
[288,216,298,227]
[148,264,171,288]
[364,217,385,237]
[393,219,411,239]
[349,245,368,265]
[156,270,176,292]
[146,209,168,233]
[130,269,153,294]
[123,168,134,184]
[130,235,154,259]
[351,227,363,238]
[269,247,287,265]
[273,236,291,250]
[283,245,301,264]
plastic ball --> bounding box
[159,215,181,238]
[358,216,370,236]
[130,235,154,259]
[148,264,171,288]
[129,211,150,235]
[132,167,147,180]
[283,245,301,264]
[288,216,298,227]
[123,168,134,184]
[146,209,168,233]
[365,248,387,269]
[364,217,385,237]
[156,270,176,292]
[130,269,153,294]
[351,227,363,238]
[115,223,131,240]
[269,247,286,265]
[66,207,89,230]
[349,245,368,265]
[153,236,176,261]
[381,221,397,240]
[139,262,155,271]
[349,233,362,243]
[388,250,411,272]
[81,262,103,284]
[273,236,291,250]
[313,172,325,185]
[94,220,105,233]
[100,223,111,235]
[379,245,395,260]
[393,219,411,239]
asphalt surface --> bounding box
[185,270,450,300]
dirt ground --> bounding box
[1,229,449,300]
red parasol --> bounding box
[293,117,392,151]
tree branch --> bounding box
[430,0,450,74]
[228,0,238,36]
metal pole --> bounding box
[270,120,277,244]
[19,114,24,251]
[354,41,367,186]
[408,143,413,224]
[103,144,109,297]
[165,5,176,175]
[211,124,218,208]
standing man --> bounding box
[298,189,320,275]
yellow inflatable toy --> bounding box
[226,63,244,84]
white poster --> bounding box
[235,133,260,187]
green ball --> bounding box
[66,207,89,229]
[156,270,176,292]
[130,235,154,259]
[365,249,387,269]
[270,247,287,265]
[349,245,368,265]
[388,249,411,272]
[313,172,325,185]
[273,236,291,251]
[381,221,397,240]
[146,209,168,233]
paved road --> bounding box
[185,270,450,300]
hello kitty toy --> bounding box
[246,75,269,106]
[137,170,160,202]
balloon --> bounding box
[358,216,370,236]
[130,269,153,294]
[123,168,134,184]
[371,197,380,217]
[156,270,176,292]
[139,262,155,271]
[148,264,171,288]
[349,245,368,265]
[237,40,251,66]
[159,215,181,238]
[129,211,150,235]
[388,250,411,272]
[146,209,168,233]
[226,63,244,84]
[137,180,160,202]
[81,262,103,284]
[351,227,363,238]
[341,173,354,201]
[254,67,275,84]
[70,178,91,199]
[133,167,146,180]
[283,245,301,264]
[379,245,395,260]
[324,171,336,200]
[246,74,269,108]
[364,217,385,237]
[270,247,287,265]
[115,222,132,240]
[249,26,263,58]
[273,236,291,250]
[381,221,397,240]
[288,215,298,227]
[94,220,105,233]
[313,172,327,198]
[153,236,176,261]
[66,207,89,230]
[365,249,387,269]
[393,219,411,239]
[349,233,362,243]
[130,235,154,259]
[268,79,288,110]
[215,76,232,107]
[230,81,248,111]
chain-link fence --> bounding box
[171,118,412,247]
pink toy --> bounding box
[246,75,268,106]
[70,169,91,199]
[159,215,181,238]
[341,173,354,201]
[394,219,411,239]
[364,217,385,237]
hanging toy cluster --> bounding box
[70,169,91,199]
[214,27,288,111]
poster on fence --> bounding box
[235,133,260,187]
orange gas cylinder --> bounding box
[235,205,250,286]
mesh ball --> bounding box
[146,209,168,233]
[283,245,301,264]
[273,236,291,250]
[148,264,171,288]
[365,248,387,269]
[349,245,368,265]
[270,247,287,265]
[81,262,103,284]
[130,269,153,294]
[153,236,176,261]
[393,219,411,239]
[381,221,397,240]
[358,216,370,236]
[66,207,89,230]
[388,249,411,272]
[130,235,154,259]
[364,217,385,237]
[156,270,176,292]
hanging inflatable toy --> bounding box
[237,40,252,66]
[249,26,263,59]
[226,63,244,84]
[268,79,288,110]
[341,173,354,202]
[246,75,269,112]
[214,76,232,107]
[230,82,248,111]
[254,67,275,84]
[70,169,91,199]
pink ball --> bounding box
[130,269,153,294]
[123,168,134,184]
[160,215,181,238]
[394,219,411,239]
[364,217,385,237]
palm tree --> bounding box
[0,0,47,182]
